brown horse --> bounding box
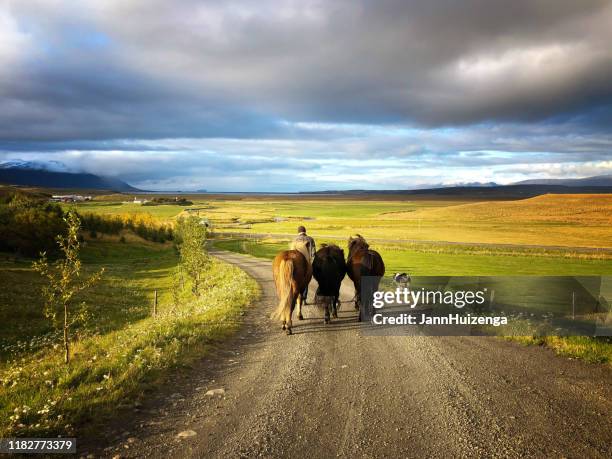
[346,234,385,321]
[272,246,312,335]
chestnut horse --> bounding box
[312,244,346,324]
[272,243,312,335]
[346,234,385,321]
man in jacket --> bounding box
[294,226,315,304]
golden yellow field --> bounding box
[378,194,612,248]
[404,194,612,225]
[70,193,612,248]
[201,194,612,248]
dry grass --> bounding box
[411,194,612,225]
[376,194,612,248]
[68,193,612,248]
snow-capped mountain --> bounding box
[0,159,139,192]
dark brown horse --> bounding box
[346,234,385,321]
[312,244,346,324]
[272,245,312,335]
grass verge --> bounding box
[505,336,612,365]
[0,241,258,438]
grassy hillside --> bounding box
[389,194,612,247]
[0,238,176,357]
[0,238,258,437]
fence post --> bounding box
[153,289,158,317]
[572,291,575,320]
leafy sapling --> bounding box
[33,211,104,364]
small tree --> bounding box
[33,211,104,364]
[175,216,209,295]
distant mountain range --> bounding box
[302,175,612,197]
[513,175,612,187]
[405,175,612,190]
[0,160,139,192]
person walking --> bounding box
[294,226,315,304]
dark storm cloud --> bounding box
[2,0,612,142]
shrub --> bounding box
[32,211,104,364]
[175,216,210,295]
[0,193,67,257]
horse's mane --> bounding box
[317,243,343,258]
[320,243,341,250]
[348,234,369,254]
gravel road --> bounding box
[87,250,612,458]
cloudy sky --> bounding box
[1,0,611,191]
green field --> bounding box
[0,239,177,358]
[111,194,612,247]
[0,236,258,437]
[71,193,612,279]
[71,193,612,249]
[0,241,177,358]
[213,238,612,276]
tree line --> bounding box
[0,193,172,257]
[79,212,174,243]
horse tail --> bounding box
[272,258,294,323]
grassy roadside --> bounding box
[0,236,178,358]
[505,336,612,365]
[0,239,258,438]
[214,238,612,366]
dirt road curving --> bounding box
[89,250,611,458]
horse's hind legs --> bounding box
[297,294,304,320]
